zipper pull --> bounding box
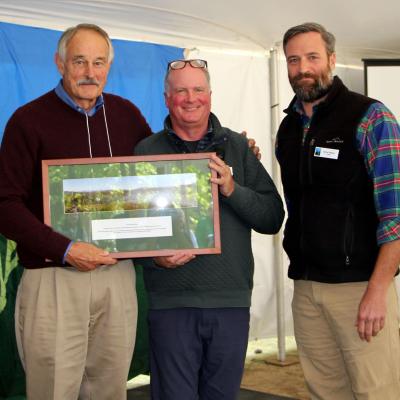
[345,256,350,266]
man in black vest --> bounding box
[276,22,400,399]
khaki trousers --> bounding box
[15,260,137,400]
[292,280,400,400]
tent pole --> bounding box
[269,47,286,362]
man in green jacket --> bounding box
[134,59,284,400]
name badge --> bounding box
[314,147,339,160]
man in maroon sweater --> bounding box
[0,24,151,399]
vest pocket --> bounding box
[300,197,354,270]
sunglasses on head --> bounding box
[167,59,208,71]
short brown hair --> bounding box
[283,22,336,55]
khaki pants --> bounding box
[15,260,137,400]
[292,280,400,400]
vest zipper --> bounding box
[298,134,311,279]
[343,206,354,267]
[308,138,315,184]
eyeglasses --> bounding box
[167,59,208,71]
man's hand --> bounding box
[65,242,117,272]
[154,252,195,268]
[209,153,235,197]
[241,131,261,160]
[356,240,400,341]
[356,286,387,342]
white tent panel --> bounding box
[367,65,400,122]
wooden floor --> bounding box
[127,385,296,399]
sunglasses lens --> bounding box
[190,59,207,68]
[169,60,186,70]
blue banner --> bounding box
[0,21,183,138]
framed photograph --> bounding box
[42,153,221,258]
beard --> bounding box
[289,67,333,103]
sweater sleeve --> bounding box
[0,110,71,263]
[222,137,285,235]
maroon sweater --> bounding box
[0,90,151,268]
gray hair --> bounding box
[164,66,211,94]
[283,22,336,55]
[57,23,114,62]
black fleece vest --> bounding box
[277,77,379,283]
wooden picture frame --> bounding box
[42,153,221,258]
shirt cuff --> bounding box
[62,241,74,264]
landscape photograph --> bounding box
[62,173,198,214]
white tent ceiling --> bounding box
[1,0,400,64]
